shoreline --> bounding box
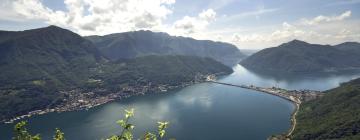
[286,102,300,137]
[1,73,223,124]
[1,86,186,124]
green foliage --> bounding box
[157,121,169,138]
[53,128,65,140]
[12,121,41,140]
[85,30,244,66]
[144,132,157,140]
[12,121,66,140]
[108,109,170,140]
[11,109,171,140]
[292,78,360,140]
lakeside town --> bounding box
[2,73,214,124]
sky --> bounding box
[0,0,359,49]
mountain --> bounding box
[240,40,360,72]
[0,25,103,89]
[0,25,104,119]
[291,78,360,140]
[85,30,245,66]
[335,42,360,54]
[0,26,233,121]
[98,55,233,91]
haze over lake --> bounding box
[1,65,359,140]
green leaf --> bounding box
[116,119,126,128]
[123,131,133,140]
[53,128,65,140]
[158,130,165,138]
[125,109,134,118]
[157,121,169,130]
[125,124,134,130]
[144,132,156,140]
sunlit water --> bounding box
[1,65,360,140]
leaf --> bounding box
[116,119,126,127]
[125,124,134,130]
[123,131,133,140]
[125,109,134,118]
[157,121,169,130]
[159,130,165,138]
[144,132,156,140]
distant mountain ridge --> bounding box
[240,40,360,72]
[85,30,245,66]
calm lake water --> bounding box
[1,65,360,140]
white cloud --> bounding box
[6,0,218,37]
[199,9,216,22]
[0,0,27,22]
[9,0,176,35]
[229,10,360,49]
[173,9,216,34]
[301,10,351,25]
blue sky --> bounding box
[0,0,359,49]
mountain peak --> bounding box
[288,39,308,44]
[40,25,69,32]
[279,39,309,48]
[47,25,61,28]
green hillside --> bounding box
[86,30,245,66]
[292,78,360,139]
[0,26,104,120]
[240,40,360,72]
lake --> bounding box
[1,65,360,140]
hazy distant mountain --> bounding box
[85,30,245,66]
[240,40,360,72]
[240,49,260,56]
[292,78,360,139]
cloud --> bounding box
[9,0,176,35]
[301,10,351,25]
[230,10,360,49]
[199,9,216,22]
[173,9,216,34]
[220,8,278,23]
